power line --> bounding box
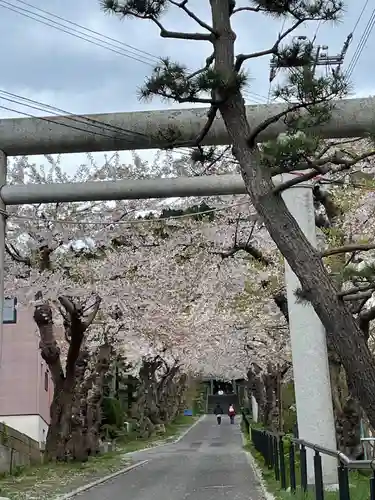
[0,0,268,106]
[0,0,157,67]
[12,0,161,62]
[351,0,370,34]
[0,90,149,140]
[0,90,195,157]
[345,6,375,79]
[5,177,374,227]
[0,0,263,157]
[7,201,251,225]
[0,103,129,141]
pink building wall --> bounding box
[0,307,53,424]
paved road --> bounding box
[76,415,264,500]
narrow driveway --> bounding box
[75,415,265,500]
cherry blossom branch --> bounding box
[274,150,375,193]
[338,283,375,298]
[82,297,102,328]
[5,242,31,266]
[261,281,289,323]
[358,306,375,340]
[212,242,271,265]
[350,296,370,315]
[322,243,375,258]
[197,145,232,176]
[313,184,342,228]
[58,296,100,384]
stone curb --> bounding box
[55,460,149,500]
[241,428,276,500]
[173,414,206,444]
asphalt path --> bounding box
[75,415,265,500]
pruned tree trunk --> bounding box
[157,362,181,422]
[130,358,163,437]
[66,348,91,461]
[247,363,266,422]
[33,294,101,461]
[247,362,288,431]
[85,344,112,454]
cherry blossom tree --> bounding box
[5,154,286,459]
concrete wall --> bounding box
[0,415,48,445]
[0,421,42,474]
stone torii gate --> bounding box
[0,95,372,485]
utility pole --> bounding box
[269,34,352,82]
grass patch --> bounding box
[241,418,371,500]
[0,415,198,500]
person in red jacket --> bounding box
[228,404,236,424]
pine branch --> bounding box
[232,6,262,14]
[195,105,219,145]
[187,52,215,80]
[103,1,213,41]
[142,15,213,41]
[235,18,304,71]
[247,98,328,148]
[167,0,217,34]
[149,90,217,104]
[273,161,344,194]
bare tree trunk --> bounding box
[84,343,112,454]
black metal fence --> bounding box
[243,415,375,500]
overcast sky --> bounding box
[0,0,373,176]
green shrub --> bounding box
[101,397,124,431]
